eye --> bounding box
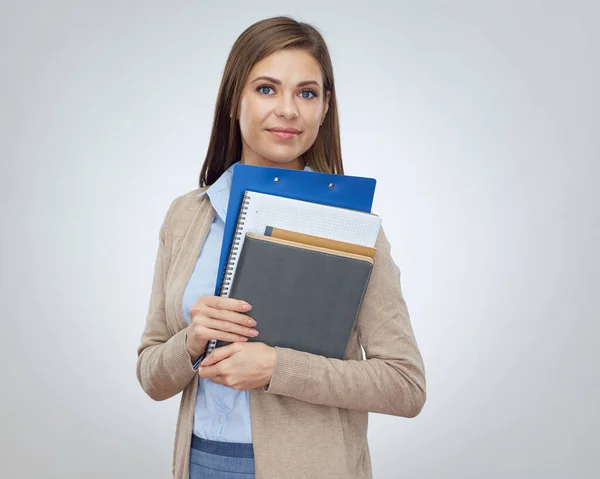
[300,90,318,99]
[257,85,275,95]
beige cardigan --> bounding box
[136,187,427,478]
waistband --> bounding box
[191,435,255,459]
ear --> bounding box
[321,90,331,125]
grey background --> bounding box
[1,1,598,478]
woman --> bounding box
[136,16,426,479]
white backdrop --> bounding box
[1,1,598,478]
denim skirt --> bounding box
[189,435,255,478]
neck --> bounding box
[240,152,305,171]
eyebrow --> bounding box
[250,76,321,89]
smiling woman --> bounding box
[199,16,345,186]
[136,15,426,479]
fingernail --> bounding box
[251,329,259,336]
[201,358,208,365]
[244,303,252,311]
[248,319,257,326]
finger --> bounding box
[204,296,252,313]
[202,318,259,338]
[201,343,243,366]
[206,306,257,328]
[198,365,220,379]
[198,327,250,344]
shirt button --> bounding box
[218,416,223,423]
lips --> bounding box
[267,127,301,140]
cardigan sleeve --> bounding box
[264,227,427,418]
[136,201,198,401]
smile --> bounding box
[267,129,300,140]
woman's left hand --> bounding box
[198,342,276,390]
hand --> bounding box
[185,296,259,362]
[198,342,276,390]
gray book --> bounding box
[216,233,374,359]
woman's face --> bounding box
[236,49,330,170]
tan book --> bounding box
[264,226,377,259]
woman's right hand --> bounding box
[185,296,258,362]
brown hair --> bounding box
[199,16,344,187]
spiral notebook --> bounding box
[205,190,381,355]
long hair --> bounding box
[199,16,344,187]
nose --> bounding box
[275,93,299,120]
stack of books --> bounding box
[206,165,381,360]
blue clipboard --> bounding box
[214,164,376,295]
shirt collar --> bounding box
[198,161,314,222]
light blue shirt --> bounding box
[182,160,312,443]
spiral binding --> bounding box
[206,192,252,355]
[221,193,251,297]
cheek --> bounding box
[238,98,251,134]
[301,107,323,139]
[239,97,269,137]
[305,104,324,128]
